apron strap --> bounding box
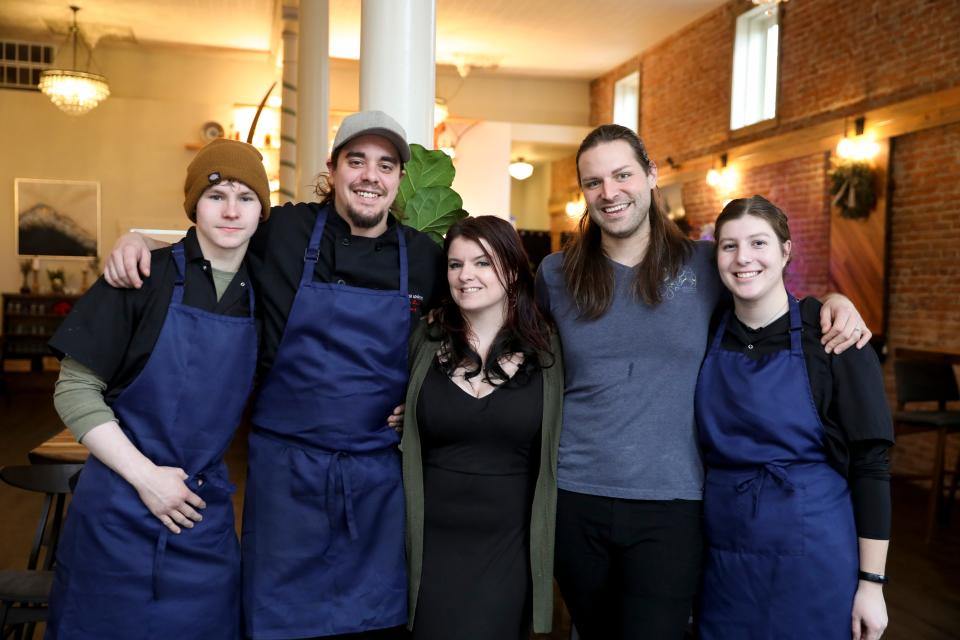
[301,207,328,288]
[709,309,732,353]
[244,268,256,317]
[171,243,186,305]
[327,452,359,542]
[787,292,802,355]
[152,528,169,600]
[396,224,408,297]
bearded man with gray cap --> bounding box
[105,111,445,639]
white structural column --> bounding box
[296,0,330,202]
[278,0,298,203]
[359,0,437,148]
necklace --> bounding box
[741,299,789,329]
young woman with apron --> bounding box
[694,196,892,640]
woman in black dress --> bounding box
[401,215,564,639]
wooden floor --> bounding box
[2,384,959,639]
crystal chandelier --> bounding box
[39,6,110,116]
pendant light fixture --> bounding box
[508,158,534,181]
[39,5,110,116]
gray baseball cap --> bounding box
[331,110,411,163]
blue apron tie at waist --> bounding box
[328,452,359,542]
[736,464,795,517]
[151,467,235,600]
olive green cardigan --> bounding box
[400,321,564,633]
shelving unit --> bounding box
[2,293,79,373]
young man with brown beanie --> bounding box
[46,139,269,639]
[103,111,446,639]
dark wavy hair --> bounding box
[562,124,693,319]
[430,215,553,386]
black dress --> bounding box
[412,362,544,640]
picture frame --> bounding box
[15,178,100,259]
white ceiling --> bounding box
[0,0,727,79]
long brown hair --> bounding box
[562,124,693,319]
[431,215,553,386]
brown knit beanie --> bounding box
[183,138,271,222]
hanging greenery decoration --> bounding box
[828,160,877,219]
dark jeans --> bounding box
[554,490,704,640]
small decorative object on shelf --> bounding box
[31,257,40,293]
[2,292,79,373]
[19,260,32,294]
[47,268,66,293]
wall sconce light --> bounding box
[706,153,738,193]
[565,194,585,218]
[509,158,534,181]
[836,116,880,162]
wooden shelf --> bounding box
[2,293,79,373]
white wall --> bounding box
[451,121,512,219]
[510,164,551,230]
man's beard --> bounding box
[345,205,388,229]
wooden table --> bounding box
[28,429,88,464]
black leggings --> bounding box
[554,490,704,640]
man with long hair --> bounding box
[535,124,871,639]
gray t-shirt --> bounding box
[535,241,722,500]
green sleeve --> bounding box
[53,357,117,443]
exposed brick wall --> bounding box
[885,122,960,476]
[590,0,960,164]
[640,6,735,167]
[589,56,641,127]
[680,152,831,298]
[779,0,960,127]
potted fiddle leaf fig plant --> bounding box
[392,144,468,243]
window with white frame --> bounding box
[613,71,640,133]
[730,5,779,130]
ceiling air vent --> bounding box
[1,40,55,91]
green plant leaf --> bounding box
[403,186,467,245]
[394,144,456,216]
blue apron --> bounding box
[243,206,409,638]
[46,243,257,640]
[694,294,858,640]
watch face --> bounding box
[201,121,225,142]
